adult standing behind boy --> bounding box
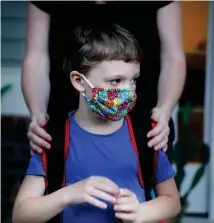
[22,1,186,159]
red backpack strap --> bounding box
[151,121,158,181]
[61,117,70,188]
[42,150,48,188]
[41,117,70,189]
[126,114,158,196]
[125,115,145,188]
[41,116,70,223]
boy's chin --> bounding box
[93,112,124,122]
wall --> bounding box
[1,1,27,66]
[204,2,214,221]
[1,68,29,116]
[182,1,209,51]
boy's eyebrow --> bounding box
[107,72,140,79]
[107,74,126,79]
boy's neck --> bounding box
[74,98,124,135]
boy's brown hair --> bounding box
[64,23,142,75]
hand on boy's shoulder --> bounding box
[27,110,52,155]
[147,106,171,152]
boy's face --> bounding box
[70,60,140,97]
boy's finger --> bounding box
[115,197,130,204]
[95,179,119,195]
[85,194,107,209]
[88,187,116,204]
[119,189,134,197]
[114,203,133,212]
[115,212,136,221]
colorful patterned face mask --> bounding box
[80,74,137,121]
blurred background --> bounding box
[1,1,214,223]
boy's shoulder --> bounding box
[26,153,46,177]
[156,151,175,184]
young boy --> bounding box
[13,24,180,223]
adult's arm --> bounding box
[157,1,186,115]
[147,1,186,150]
[22,2,50,116]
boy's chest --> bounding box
[65,134,138,184]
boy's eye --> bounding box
[110,79,121,85]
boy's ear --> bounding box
[70,71,86,93]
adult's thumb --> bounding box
[37,113,49,127]
[151,108,161,122]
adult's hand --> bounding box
[147,106,170,152]
[27,111,52,154]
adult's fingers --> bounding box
[147,122,163,138]
[28,132,51,149]
[29,141,43,154]
[154,138,168,151]
[162,145,168,152]
[29,122,52,142]
[148,127,169,148]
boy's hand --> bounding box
[147,106,171,152]
[27,110,52,154]
[68,176,119,209]
[114,189,139,223]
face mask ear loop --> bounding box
[79,73,94,88]
[79,73,94,98]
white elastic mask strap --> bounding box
[79,73,94,88]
